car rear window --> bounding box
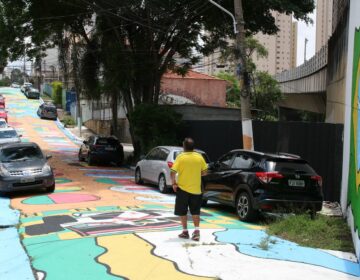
[1,146,43,162]
[174,151,210,163]
[95,138,119,146]
[265,160,315,174]
[45,107,57,113]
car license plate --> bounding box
[105,147,115,151]
[21,177,35,183]
[288,179,305,187]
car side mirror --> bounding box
[18,134,23,137]
[208,162,220,170]
[140,155,146,160]
[83,140,88,145]
[46,155,52,160]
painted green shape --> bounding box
[22,195,54,205]
[20,216,44,223]
[55,178,73,184]
[26,238,123,280]
[96,178,118,185]
[42,209,71,216]
[22,233,61,246]
[348,28,360,234]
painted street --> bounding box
[1,87,359,279]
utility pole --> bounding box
[304,38,308,63]
[234,0,253,150]
[208,0,254,150]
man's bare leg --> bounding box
[192,215,200,227]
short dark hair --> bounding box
[183,137,194,151]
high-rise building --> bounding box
[315,0,333,52]
[199,12,297,76]
[253,12,297,75]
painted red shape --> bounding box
[48,193,99,204]
[114,179,134,185]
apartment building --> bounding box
[316,0,333,52]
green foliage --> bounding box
[51,81,63,106]
[252,71,282,120]
[0,77,10,86]
[266,214,354,252]
[61,115,75,127]
[216,72,241,108]
[129,105,183,154]
[10,69,24,84]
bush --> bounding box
[0,78,11,87]
[129,104,183,154]
[62,115,76,127]
[51,81,63,106]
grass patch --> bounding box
[266,214,354,252]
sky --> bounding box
[296,10,316,66]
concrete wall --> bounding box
[161,76,226,107]
[341,0,360,260]
[326,2,349,124]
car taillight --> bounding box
[311,175,322,187]
[167,162,173,168]
[256,172,284,183]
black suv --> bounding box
[202,150,323,221]
[78,135,124,166]
[37,102,58,120]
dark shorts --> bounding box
[174,188,202,216]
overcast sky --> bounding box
[296,10,316,66]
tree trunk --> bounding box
[110,93,118,137]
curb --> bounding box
[55,119,83,145]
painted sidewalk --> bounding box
[1,87,359,280]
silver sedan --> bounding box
[135,146,209,193]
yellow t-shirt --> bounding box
[171,152,208,195]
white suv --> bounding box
[135,146,209,193]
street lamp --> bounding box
[208,0,238,34]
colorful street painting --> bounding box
[349,28,360,236]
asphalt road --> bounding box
[1,87,359,280]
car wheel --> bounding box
[158,174,168,194]
[87,154,94,166]
[135,168,143,184]
[236,191,258,222]
[46,184,55,193]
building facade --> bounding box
[200,12,297,76]
[315,0,333,52]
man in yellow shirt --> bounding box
[170,138,207,241]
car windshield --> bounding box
[265,160,315,174]
[45,107,57,113]
[0,130,17,138]
[174,151,210,163]
[0,146,43,162]
[95,137,119,146]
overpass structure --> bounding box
[275,45,328,115]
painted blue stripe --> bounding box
[0,228,35,280]
[0,197,19,226]
[215,229,360,277]
[55,119,83,145]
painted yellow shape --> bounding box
[97,234,212,280]
[21,220,43,227]
[199,224,222,229]
[58,231,82,240]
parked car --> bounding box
[25,88,40,99]
[0,95,5,107]
[0,108,8,122]
[78,135,124,166]
[11,82,20,88]
[0,142,55,193]
[0,118,8,128]
[0,128,22,145]
[202,150,323,221]
[37,102,58,120]
[21,82,33,93]
[135,146,210,193]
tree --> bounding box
[1,0,315,156]
[10,68,24,84]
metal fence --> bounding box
[181,120,343,202]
